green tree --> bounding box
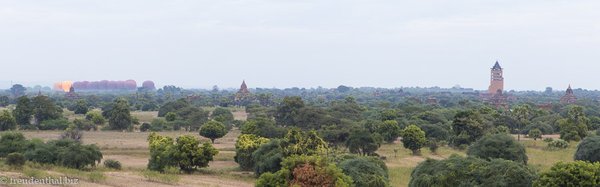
[211,107,234,124]
[339,156,389,187]
[0,110,17,131]
[165,112,177,122]
[234,134,269,170]
[241,117,286,138]
[377,120,401,143]
[400,125,427,155]
[31,95,63,125]
[467,133,528,164]
[9,84,26,98]
[346,129,380,156]
[559,106,589,141]
[534,161,600,187]
[73,100,89,115]
[281,129,328,156]
[528,128,542,141]
[0,96,8,107]
[410,155,537,187]
[451,110,486,147]
[274,96,305,126]
[574,136,600,163]
[85,111,105,125]
[172,135,219,173]
[252,139,284,176]
[108,99,132,130]
[512,104,532,141]
[6,152,25,168]
[199,121,227,143]
[13,96,32,126]
[147,133,218,172]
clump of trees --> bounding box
[409,155,537,187]
[255,155,353,187]
[0,131,102,169]
[234,134,269,170]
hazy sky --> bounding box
[1,0,599,91]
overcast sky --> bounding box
[1,0,599,91]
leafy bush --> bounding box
[104,159,122,170]
[0,110,17,131]
[39,119,70,130]
[547,139,569,150]
[140,123,151,132]
[60,128,83,142]
[543,138,554,143]
[234,134,269,171]
[255,155,353,187]
[534,161,600,186]
[25,139,102,169]
[574,136,600,163]
[147,133,218,172]
[0,132,28,157]
[339,156,389,187]
[6,152,26,167]
[467,133,528,164]
[409,155,537,187]
[252,139,284,176]
[150,119,168,132]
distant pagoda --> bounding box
[234,80,251,104]
[65,86,79,99]
[560,85,577,104]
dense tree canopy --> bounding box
[467,133,528,164]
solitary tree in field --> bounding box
[108,99,132,130]
[400,125,426,155]
[528,129,542,141]
[199,121,227,143]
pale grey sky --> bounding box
[1,0,599,90]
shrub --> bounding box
[85,111,106,125]
[140,123,151,132]
[255,155,353,187]
[0,110,17,131]
[543,137,554,143]
[547,139,569,150]
[73,119,96,131]
[0,132,28,157]
[574,136,600,163]
[147,133,218,172]
[534,161,600,186]
[252,139,284,176]
[234,134,269,171]
[409,155,537,187]
[165,112,178,122]
[199,121,227,143]
[25,139,102,169]
[104,159,122,170]
[6,152,26,167]
[467,133,528,164]
[60,128,83,142]
[39,119,70,130]
[339,156,389,187]
[150,119,168,132]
